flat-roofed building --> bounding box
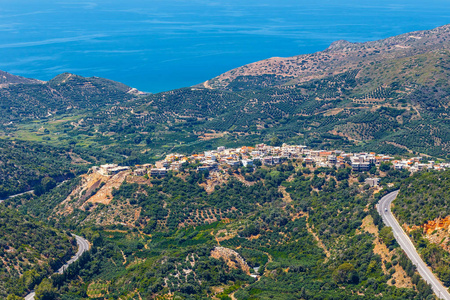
[197,166,211,172]
[263,156,273,166]
[365,177,380,187]
[242,159,254,167]
[134,168,147,176]
[227,160,241,167]
[273,156,281,164]
[328,155,337,164]
[170,162,185,171]
[155,161,170,169]
[150,168,168,177]
[98,164,130,175]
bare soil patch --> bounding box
[361,215,413,289]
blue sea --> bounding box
[0,0,449,93]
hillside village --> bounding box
[94,143,450,182]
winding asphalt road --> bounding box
[0,179,68,203]
[0,190,34,203]
[378,190,450,300]
[24,234,90,300]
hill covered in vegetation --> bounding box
[0,139,132,199]
[4,160,436,299]
[1,25,450,159]
[0,72,135,123]
[0,70,40,86]
[393,170,450,288]
[0,207,76,298]
[207,24,450,89]
[394,170,450,227]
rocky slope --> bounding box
[207,24,450,89]
[0,70,41,87]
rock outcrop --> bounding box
[210,246,251,275]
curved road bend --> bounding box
[24,234,90,300]
[378,190,450,300]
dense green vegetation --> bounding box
[0,73,133,123]
[0,207,75,298]
[393,169,450,287]
[394,170,450,226]
[50,230,254,299]
[2,25,450,299]
[0,139,85,198]
[2,50,450,160]
[0,139,130,199]
[6,163,437,299]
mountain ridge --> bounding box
[2,24,450,299]
[206,24,450,89]
[0,24,450,161]
[0,72,136,123]
[0,70,42,87]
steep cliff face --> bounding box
[405,217,450,253]
[55,168,136,226]
[422,217,450,235]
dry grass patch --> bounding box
[360,215,413,289]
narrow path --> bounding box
[378,190,450,300]
[278,186,293,203]
[229,292,237,300]
[24,234,90,300]
[283,186,330,260]
[120,249,127,265]
[306,221,331,261]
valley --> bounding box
[3,141,444,299]
[1,26,450,165]
[1,24,450,299]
